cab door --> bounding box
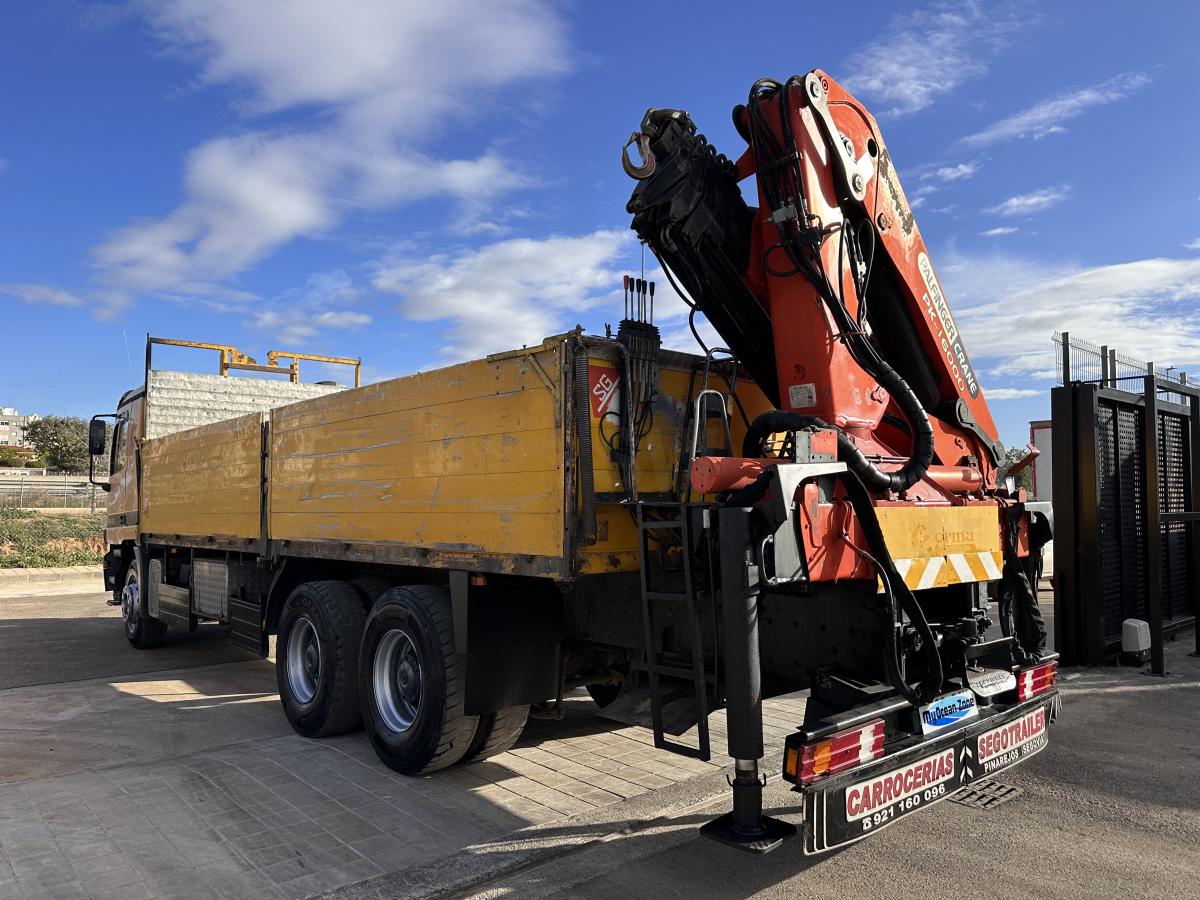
[105,397,142,545]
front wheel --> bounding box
[359,585,478,775]
[122,561,166,649]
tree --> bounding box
[1001,445,1034,492]
[23,416,92,474]
[0,447,27,468]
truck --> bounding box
[92,67,1058,856]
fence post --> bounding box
[1061,332,1071,385]
[1144,364,1164,675]
[1190,392,1200,659]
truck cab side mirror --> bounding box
[89,418,107,456]
[89,414,116,491]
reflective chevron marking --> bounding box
[879,551,1005,593]
[916,555,944,590]
[979,551,1002,580]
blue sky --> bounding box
[2,0,1198,449]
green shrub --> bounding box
[0,510,106,567]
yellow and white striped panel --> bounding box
[881,550,1003,592]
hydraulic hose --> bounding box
[738,409,944,704]
[741,406,931,495]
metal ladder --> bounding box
[635,501,718,761]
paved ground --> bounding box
[1,588,1197,900]
[446,635,1200,900]
[0,591,804,899]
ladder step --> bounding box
[640,520,684,530]
[650,662,715,681]
[644,590,691,602]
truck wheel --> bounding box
[587,683,622,708]
[277,581,366,738]
[350,576,395,607]
[462,705,529,762]
[122,562,166,649]
[359,585,478,775]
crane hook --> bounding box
[622,131,656,180]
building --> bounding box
[1029,419,1052,503]
[0,408,39,448]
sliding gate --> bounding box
[1052,334,1200,669]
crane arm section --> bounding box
[626,69,1003,493]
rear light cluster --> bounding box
[785,719,885,785]
[1017,660,1058,701]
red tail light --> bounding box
[1017,661,1057,701]
[785,719,885,785]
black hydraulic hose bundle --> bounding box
[739,409,943,704]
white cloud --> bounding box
[842,1,1021,116]
[373,230,641,359]
[0,283,84,307]
[92,0,568,295]
[253,309,372,345]
[1185,238,1200,251]
[248,269,371,344]
[940,252,1200,381]
[935,162,977,182]
[985,387,1042,400]
[979,226,1018,237]
[984,186,1068,217]
[962,72,1151,146]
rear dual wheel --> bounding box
[277,579,529,773]
[359,585,479,774]
[276,581,366,738]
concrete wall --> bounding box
[145,370,345,440]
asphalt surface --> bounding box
[0,591,255,690]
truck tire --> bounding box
[122,561,167,649]
[463,705,529,762]
[359,585,478,775]
[587,683,622,708]
[277,581,366,738]
[350,576,395,607]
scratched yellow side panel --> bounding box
[141,412,263,540]
[579,360,773,574]
[268,349,564,559]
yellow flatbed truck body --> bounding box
[135,334,770,581]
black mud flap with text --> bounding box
[802,693,1060,855]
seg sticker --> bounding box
[589,365,620,418]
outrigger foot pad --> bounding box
[700,811,796,854]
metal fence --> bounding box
[1052,332,1200,669]
[0,474,102,510]
[1053,332,1193,406]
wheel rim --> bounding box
[121,574,139,638]
[286,617,321,705]
[373,628,422,734]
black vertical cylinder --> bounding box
[718,506,764,762]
